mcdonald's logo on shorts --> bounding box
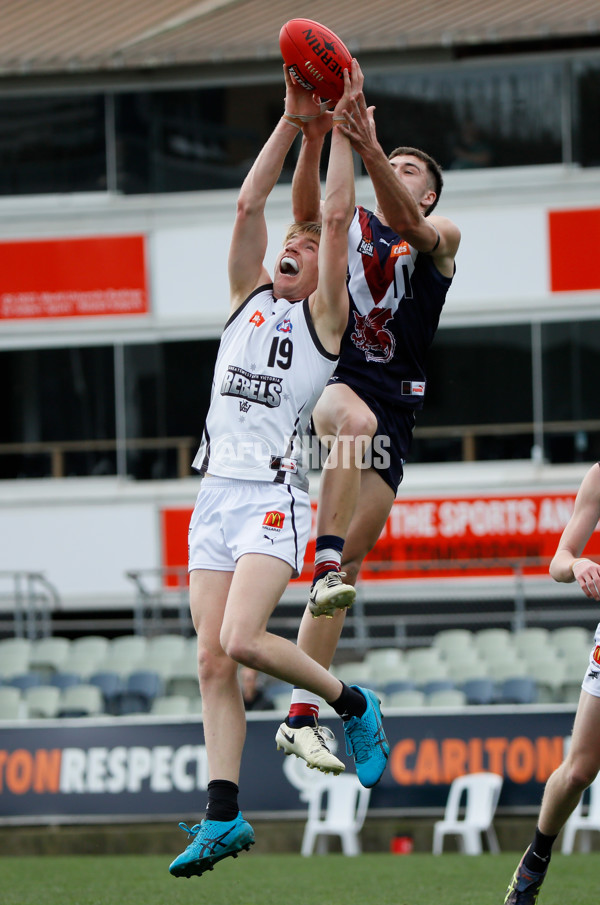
[263,510,285,531]
[593,646,600,665]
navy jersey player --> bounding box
[275,88,461,769]
[169,62,390,882]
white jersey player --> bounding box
[169,60,389,882]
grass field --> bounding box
[2,852,599,905]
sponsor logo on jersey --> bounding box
[391,241,411,257]
[276,318,293,334]
[263,510,285,531]
[593,646,600,665]
[351,305,396,363]
[401,380,426,396]
[358,236,374,257]
[249,310,265,327]
[221,365,282,407]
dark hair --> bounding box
[387,146,443,215]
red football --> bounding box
[279,18,352,102]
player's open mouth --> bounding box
[280,256,299,275]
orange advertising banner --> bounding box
[0,235,148,319]
[161,489,600,583]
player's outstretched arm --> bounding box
[291,109,332,224]
[309,61,361,354]
[550,463,600,599]
[337,97,460,265]
[228,66,320,312]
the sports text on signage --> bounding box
[162,490,598,582]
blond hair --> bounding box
[283,221,322,244]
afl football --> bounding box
[279,18,352,102]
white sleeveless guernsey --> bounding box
[192,285,339,492]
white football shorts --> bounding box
[582,623,600,698]
[188,475,311,578]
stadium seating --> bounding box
[0,647,30,680]
[386,689,426,708]
[165,646,199,698]
[88,671,125,715]
[497,677,538,705]
[29,637,71,679]
[24,685,61,718]
[114,670,164,715]
[426,688,468,707]
[461,678,497,705]
[6,673,42,692]
[58,684,104,717]
[50,672,82,691]
[0,686,23,719]
[1,624,597,720]
[473,628,513,655]
[151,695,190,716]
[146,634,188,663]
[432,629,475,656]
[68,636,110,678]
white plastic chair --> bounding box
[283,755,371,856]
[433,772,503,855]
[562,772,600,853]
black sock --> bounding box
[328,683,367,720]
[524,827,557,873]
[205,779,239,822]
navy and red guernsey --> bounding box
[333,205,453,409]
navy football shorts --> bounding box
[323,377,416,494]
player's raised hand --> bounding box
[572,558,600,600]
[284,64,325,119]
[332,58,364,118]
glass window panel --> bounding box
[366,62,563,170]
[573,58,600,167]
[123,339,218,478]
[0,346,115,478]
[0,95,106,195]
[410,323,533,463]
[541,320,600,462]
[114,87,276,194]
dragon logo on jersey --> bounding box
[351,306,396,363]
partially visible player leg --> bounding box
[278,468,396,770]
[505,688,600,903]
[170,568,255,878]
[308,384,377,617]
[222,552,389,788]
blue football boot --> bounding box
[504,848,549,904]
[169,811,255,878]
[343,685,389,788]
